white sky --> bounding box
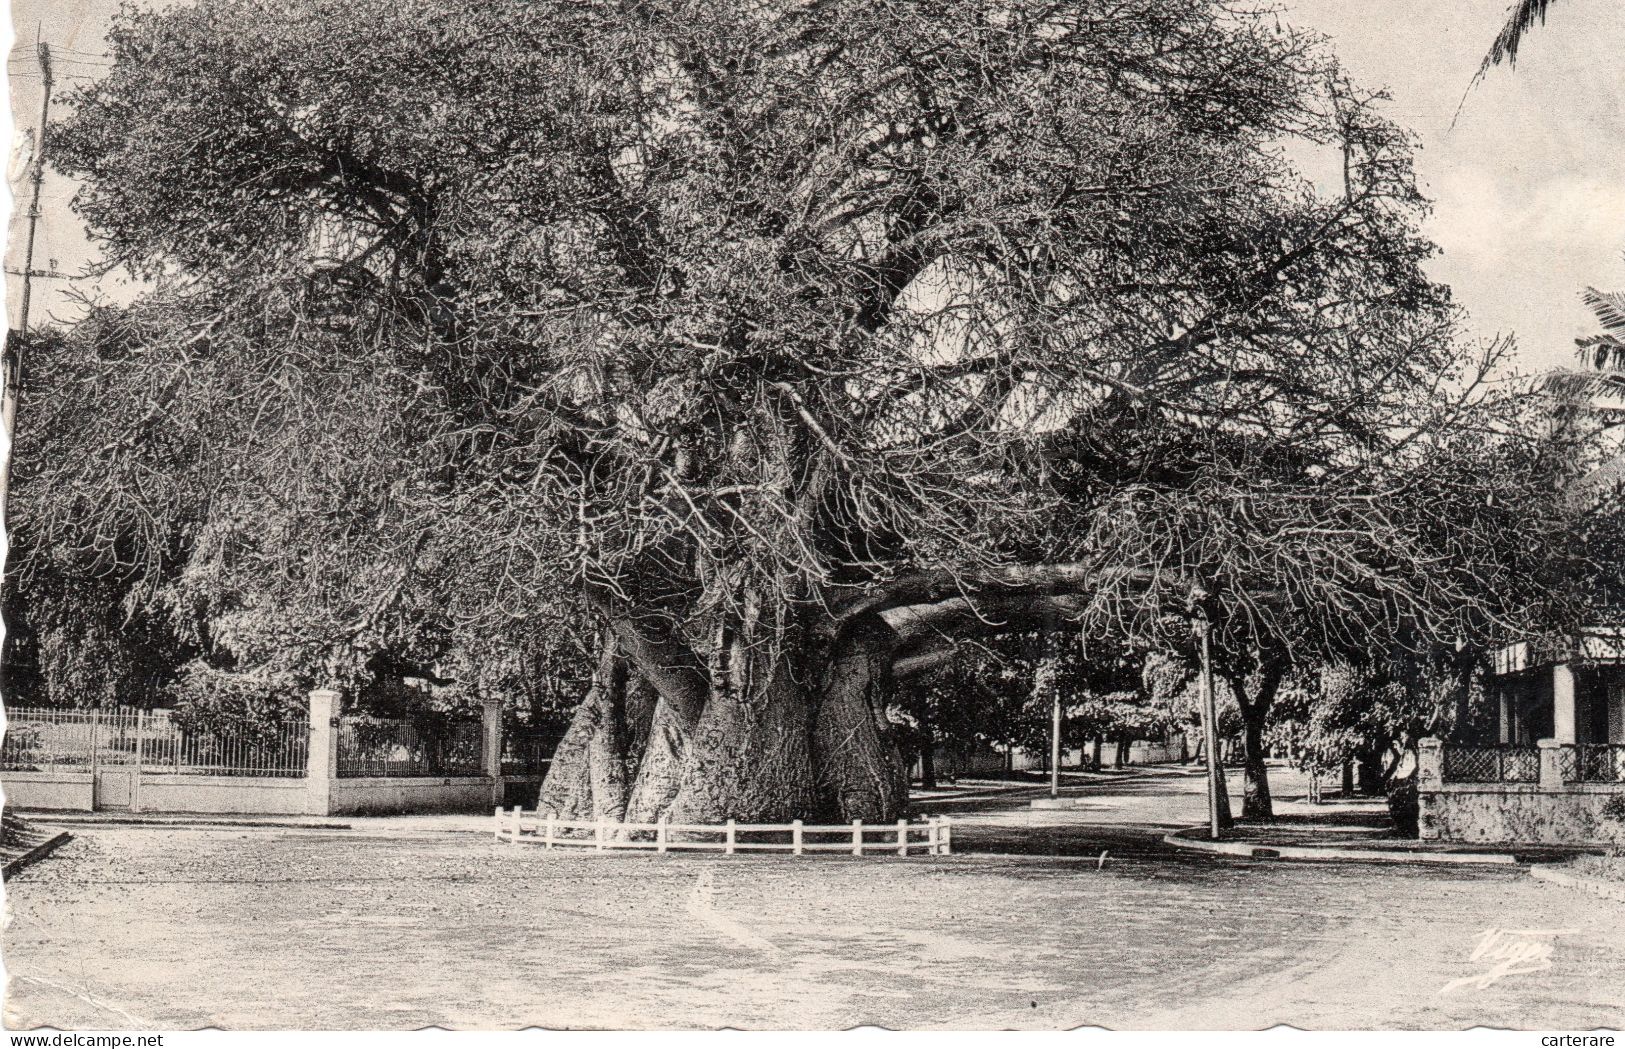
[1288,0,1625,376]
[4,0,1624,376]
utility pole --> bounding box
[3,41,53,512]
[17,41,54,340]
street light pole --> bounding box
[1196,613,1222,841]
[1049,682,1061,799]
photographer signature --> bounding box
[1440,927,1576,994]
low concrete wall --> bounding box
[1420,784,1625,846]
[1417,737,1625,846]
[137,775,311,816]
[1122,740,1189,765]
[3,771,95,812]
[1010,738,1190,771]
[2,771,310,815]
[329,776,495,816]
[4,769,502,816]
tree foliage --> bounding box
[5,0,1600,819]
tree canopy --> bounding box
[6,0,1602,822]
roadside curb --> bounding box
[21,814,352,831]
[1161,825,1519,866]
[1029,797,1099,810]
[2,831,72,880]
[1529,863,1625,902]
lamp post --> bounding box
[1049,682,1061,799]
[1196,613,1222,840]
[1189,585,1225,841]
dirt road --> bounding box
[7,772,1622,1030]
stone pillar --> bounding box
[1552,664,1577,744]
[1416,737,1442,791]
[482,695,504,806]
[1537,738,1563,792]
[1416,737,1442,840]
[307,689,341,816]
[1498,689,1511,745]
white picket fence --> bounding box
[494,808,952,857]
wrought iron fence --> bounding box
[1440,745,1540,784]
[337,715,483,778]
[155,718,309,777]
[2,707,309,777]
[3,708,110,768]
[1558,744,1625,784]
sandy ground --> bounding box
[5,769,1624,1031]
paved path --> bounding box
[7,771,1624,1030]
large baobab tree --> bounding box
[20,0,1582,825]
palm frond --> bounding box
[1543,368,1625,399]
[1480,0,1559,74]
[1582,286,1625,336]
[1575,336,1625,372]
[1577,287,1625,371]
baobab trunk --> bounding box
[663,662,821,823]
[537,613,909,824]
[536,640,631,821]
[622,694,694,821]
[813,623,909,821]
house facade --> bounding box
[1418,628,1625,845]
